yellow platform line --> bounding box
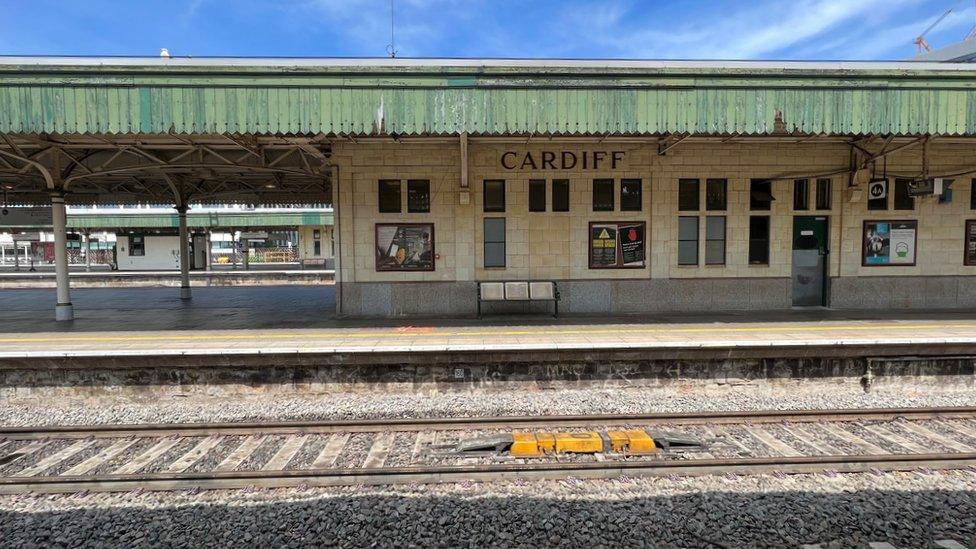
[0,322,974,345]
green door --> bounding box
[791,216,829,306]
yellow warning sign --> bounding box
[598,228,611,239]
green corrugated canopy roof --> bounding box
[2,57,976,136]
[66,210,332,230]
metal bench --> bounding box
[477,281,559,318]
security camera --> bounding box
[1,208,8,215]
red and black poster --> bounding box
[589,221,645,269]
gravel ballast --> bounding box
[1,470,974,548]
[4,383,976,546]
[2,383,975,427]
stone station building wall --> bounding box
[331,139,976,317]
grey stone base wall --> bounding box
[4,354,973,399]
[339,278,792,317]
[829,276,976,309]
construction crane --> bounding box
[915,8,954,53]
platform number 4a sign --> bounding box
[868,179,887,200]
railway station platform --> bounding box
[2,285,975,395]
[0,285,975,356]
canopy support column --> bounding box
[205,229,212,271]
[51,192,73,321]
[242,238,250,270]
[84,230,92,272]
[177,205,191,300]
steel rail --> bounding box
[2,452,975,495]
[4,406,976,439]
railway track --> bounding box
[2,407,976,494]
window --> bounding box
[483,218,506,268]
[129,234,145,256]
[940,179,954,204]
[705,179,727,211]
[552,179,570,212]
[313,241,321,256]
[793,179,809,210]
[593,179,614,211]
[748,216,770,265]
[679,179,700,211]
[484,180,505,212]
[620,179,642,211]
[894,178,914,210]
[705,216,726,265]
[750,179,773,210]
[868,179,888,210]
[529,179,546,212]
[407,180,431,213]
[378,180,401,213]
[816,178,832,210]
[678,216,699,265]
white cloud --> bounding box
[272,0,976,60]
[592,0,918,59]
[299,0,451,56]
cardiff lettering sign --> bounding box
[500,151,626,171]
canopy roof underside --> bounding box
[0,133,331,207]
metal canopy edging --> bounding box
[64,210,334,230]
[1,57,976,136]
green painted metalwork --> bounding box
[2,62,976,136]
[65,211,332,230]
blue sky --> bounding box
[1,0,975,60]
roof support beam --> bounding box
[657,134,690,156]
[0,137,55,189]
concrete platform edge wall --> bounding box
[1,355,973,398]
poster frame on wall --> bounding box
[965,220,976,266]
[588,221,646,269]
[375,222,436,272]
[861,219,917,267]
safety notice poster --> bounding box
[863,220,916,266]
[589,224,618,268]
